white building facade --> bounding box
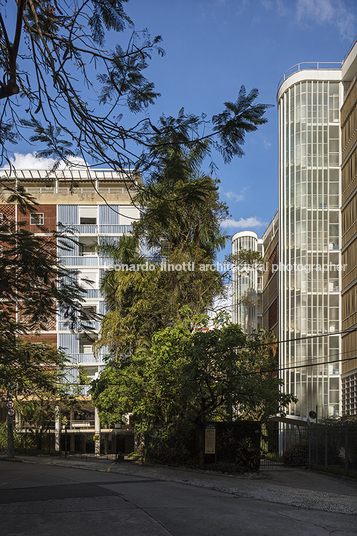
[277,65,342,420]
[231,231,263,334]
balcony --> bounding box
[59,224,133,235]
[70,353,104,364]
[58,321,99,331]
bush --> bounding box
[282,441,308,466]
[0,422,7,452]
[0,422,25,452]
[234,437,260,471]
[144,428,198,466]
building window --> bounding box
[119,206,137,225]
[80,305,97,321]
[79,270,98,289]
[79,237,98,256]
[79,334,97,354]
[79,206,97,225]
[30,213,44,226]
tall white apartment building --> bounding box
[231,231,263,333]
[232,42,357,421]
[277,65,342,420]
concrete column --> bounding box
[94,407,101,455]
[55,406,61,452]
[81,431,86,455]
[15,410,21,428]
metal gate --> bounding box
[260,418,308,468]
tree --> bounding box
[133,137,228,256]
[96,250,224,360]
[91,313,296,464]
[95,142,230,359]
[14,365,89,451]
[0,1,270,180]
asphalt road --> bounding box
[0,461,356,536]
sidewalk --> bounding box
[2,454,357,515]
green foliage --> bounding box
[92,315,296,435]
[96,251,224,359]
[212,86,272,163]
[144,428,198,466]
[0,422,24,451]
[96,143,229,360]
[229,248,264,267]
[282,441,308,466]
[0,339,67,396]
[134,137,229,256]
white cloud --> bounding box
[263,137,272,149]
[6,152,87,170]
[225,191,245,202]
[296,0,355,40]
[221,217,267,229]
[261,0,355,40]
[261,0,288,16]
[235,0,249,15]
[297,0,334,23]
[223,186,250,203]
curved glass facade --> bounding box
[232,232,263,333]
[278,75,341,420]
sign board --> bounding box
[6,401,14,409]
[93,434,100,441]
[71,422,91,428]
[204,425,216,454]
[7,409,15,417]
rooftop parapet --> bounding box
[277,62,341,92]
[0,168,141,183]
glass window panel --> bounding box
[329,196,339,208]
[329,125,339,139]
[329,140,339,152]
[329,154,339,166]
[329,83,339,95]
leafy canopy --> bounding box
[91,313,296,430]
[96,142,230,360]
[0,1,271,178]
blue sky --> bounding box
[10,0,357,245]
[122,0,356,237]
